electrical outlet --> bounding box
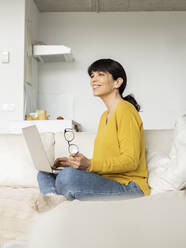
[2,104,15,112]
[1,51,9,63]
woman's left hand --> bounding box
[68,153,91,171]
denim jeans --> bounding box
[37,167,144,201]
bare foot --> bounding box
[29,193,66,213]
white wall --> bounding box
[38,12,186,131]
[24,0,39,117]
[0,0,25,120]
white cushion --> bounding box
[144,129,173,155]
[55,130,174,160]
[148,115,186,195]
[55,132,96,159]
[0,133,55,187]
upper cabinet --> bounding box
[32,45,74,63]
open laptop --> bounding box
[22,125,61,174]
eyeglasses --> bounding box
[64,128,79,154]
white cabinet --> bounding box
[0,120,80,134]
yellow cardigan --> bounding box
[89,100,150,196]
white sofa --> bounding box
[0,129,186,247]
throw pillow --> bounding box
[0,132,55,187]
[147,114,186,195]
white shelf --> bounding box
[0,120,81,133]
[33,45,74,63]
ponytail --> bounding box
[122,94,141,112]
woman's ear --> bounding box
[114,78,123,88]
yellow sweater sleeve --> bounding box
[89,108,141,174]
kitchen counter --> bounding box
[0,120,81,133]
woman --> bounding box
[36,58,150,207]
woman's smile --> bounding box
[92,84,102,89]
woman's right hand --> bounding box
[52,157,70,169]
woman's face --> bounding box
[90,71,116,97]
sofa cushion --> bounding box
[144,129,173,155]
[0,132,54,187]
[55,132,96,159]
[29,190,186,248]
[55,129,173,164]
[147,115,186,194]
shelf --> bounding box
[33,45,74,63]
[0,120,81,133]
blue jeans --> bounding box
[37,167,144,201]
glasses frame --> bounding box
[64,128,79,154]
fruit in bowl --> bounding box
[26,116,33,120]
[26,112,39,120]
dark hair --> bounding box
[88,58,140,112]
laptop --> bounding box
[22,125,61,174]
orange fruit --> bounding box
[27,116,33,120]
